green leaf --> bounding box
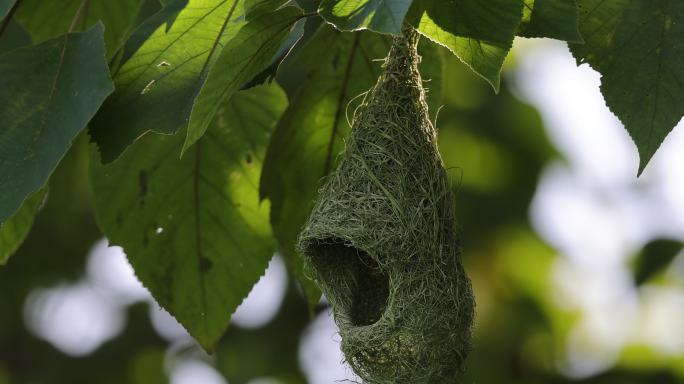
[260,27,388,308]
[0,24,113,223]
[0,0,16,19]
[0,18,31,53]
[183,5,302,154]
[90,0,246,163]
[570,0,684,174]
[116,0,188,67]
[0,188,47,265]
[91,83,287,351]
[240,18,307,90]
[245,0,288,19]
[518,0,582,42]
[633,239,683,286]
[15,0,144,56]
[318,0,414,35]
[408,0,523,92]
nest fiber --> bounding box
[298,27,475,383]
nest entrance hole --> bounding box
[311,239,389,326]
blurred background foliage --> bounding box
[2,2,684,383]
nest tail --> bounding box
[298,25,475,384]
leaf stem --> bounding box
[0,0,22,40]
[68,0,90,33]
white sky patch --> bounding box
[512,38,684,378]
[636,286,684,356]
[231,255,288,329]
[86,238,151,305]
[23,282,125,356]
[245,378,286,384]
[149,305,192,342]
[170,360,227,384]
[299,311,360,384]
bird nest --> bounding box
[298,26,475,383]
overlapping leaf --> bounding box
[0,24,113,223]
[90,0,246,162]
[570,0,684,174]
[183,6,303,154]
[0,18,30,53]
[0,188,46,265]
[408,0,523,91]
[518,0,582,41]
[245,0,288,19]
[91,84,286,351]
[15,0,144,56]
[0,0,16,19]
[318,0,413,35]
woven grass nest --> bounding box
[298,26,475,383]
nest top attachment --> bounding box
[298,26,475,384]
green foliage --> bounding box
[0,188,46,264]
[0,24,113,223]
[183,5,303,154]
[15,0,144,56]
[318,0,413,35]
[570,0,684,174]
[518,0,582,42]
[91,84,286,351]
[90,0,247,162]
[408,0,523,91]
[0,0,15,19]
[244,0,288,19]
[0,18,30,52]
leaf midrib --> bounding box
[34,36,69,154]
[198,0,241,81]
[192,139,210,335]
[117,0,237,97]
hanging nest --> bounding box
[298,26,475,383]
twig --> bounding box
[68,0,90,33]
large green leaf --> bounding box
[518,0,582,42]
[408,0,523,91]
[183,6,303,154]
[0,24,113,223]
[260,27,388,306]
[0,18,31,53]
[0,0,16,19]
[318,0,414,35]
[90,0,246,163]
[0,188,46,265]
[91,84,286,351]
[570,0,684,174]
[15,0,144,56]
